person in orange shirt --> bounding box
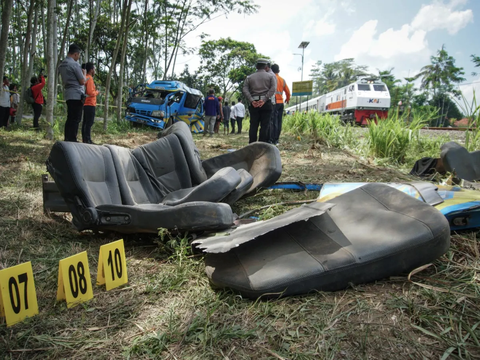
[30,74,45,130]
[270,64,290,145]
[82,62,100,144]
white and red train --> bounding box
[285,79,391,125]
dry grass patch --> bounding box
[0,124,479,359]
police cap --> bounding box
[256,58,270,65]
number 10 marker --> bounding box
[97,239,128,291]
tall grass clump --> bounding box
[457,90,480,151]
[283,111,358,148]
[366,111,429,164]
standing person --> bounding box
[30,74,46,130]
[58,44,86,142]
[233,99,245,134]
[214,96,224,134]
[270,64,290,145]
[222,101,231,135]
[203,89,220,137]
[229,101,236,134]
[9,84,19,125]
[0,76,10,128]
[242,59,276,143]
[82,62,100,144]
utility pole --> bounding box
[293,41,309,112]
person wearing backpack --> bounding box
[30,74,45,130]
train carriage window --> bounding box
[373,84,387,92]
[357,84,370,91]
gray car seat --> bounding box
[161,122,282,202]
[46,140,235,233]
[194,184,450,299]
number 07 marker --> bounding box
[0,262,39,326]
[97,239,128,291]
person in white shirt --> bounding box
[9,84,19,125]
[0,76,10,128]
[229,101,236,134]
[233,99,245,134]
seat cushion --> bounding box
[46,141,122,209]
[106,145,166,205]
[132,134,192,192]
[441,141,480,181]
[202,142,282,194]
[161,167,241,206]
[201,184,450,299]
[159,121,208,185]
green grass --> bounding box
[0,122,479,359]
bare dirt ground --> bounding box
[0,124,478,359]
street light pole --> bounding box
[297,41,309,81]
[293,53,303,81]
[296,41,309,112]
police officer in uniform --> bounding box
[243,59,276,143]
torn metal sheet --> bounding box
[192,202,335,253]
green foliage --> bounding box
[366,112,427,163]
[283,112,358,148]
[197,37,267,99]
[309,58,370,95]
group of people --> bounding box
[203,90,245,137]
[58,44,99,144]
[0,77,20,128]
[243,58,290,145]
[0,44,99,144]
[202,58,290,144]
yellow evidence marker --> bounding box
[57,251,93,308]
[97,239,128,291]
[0,262,39,327]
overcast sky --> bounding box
[175,0,480,110]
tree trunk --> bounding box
[29,6,39,79]
[15,0,35,126]
[103,0,129,130]
[142,0,148,83]
[116,0,132,122]
[55,0,73,94]
[86,0,101,62]
[0,0,13,84]
[46,0,56,140]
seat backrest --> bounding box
[132,134,193,192]
[159,121,207,185]
[106,145,166,205]
[46,141,122,209]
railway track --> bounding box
[424,127,476,131]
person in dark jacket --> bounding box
[203,89,220,137]
[222,101,231,135]
[30,74,45,130]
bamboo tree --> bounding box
[86,0,101,62]
[116,0,132,122]
[15,0,35,126]
[46,0,56,140]
[0,0,14,84]
[103,0,129,130]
